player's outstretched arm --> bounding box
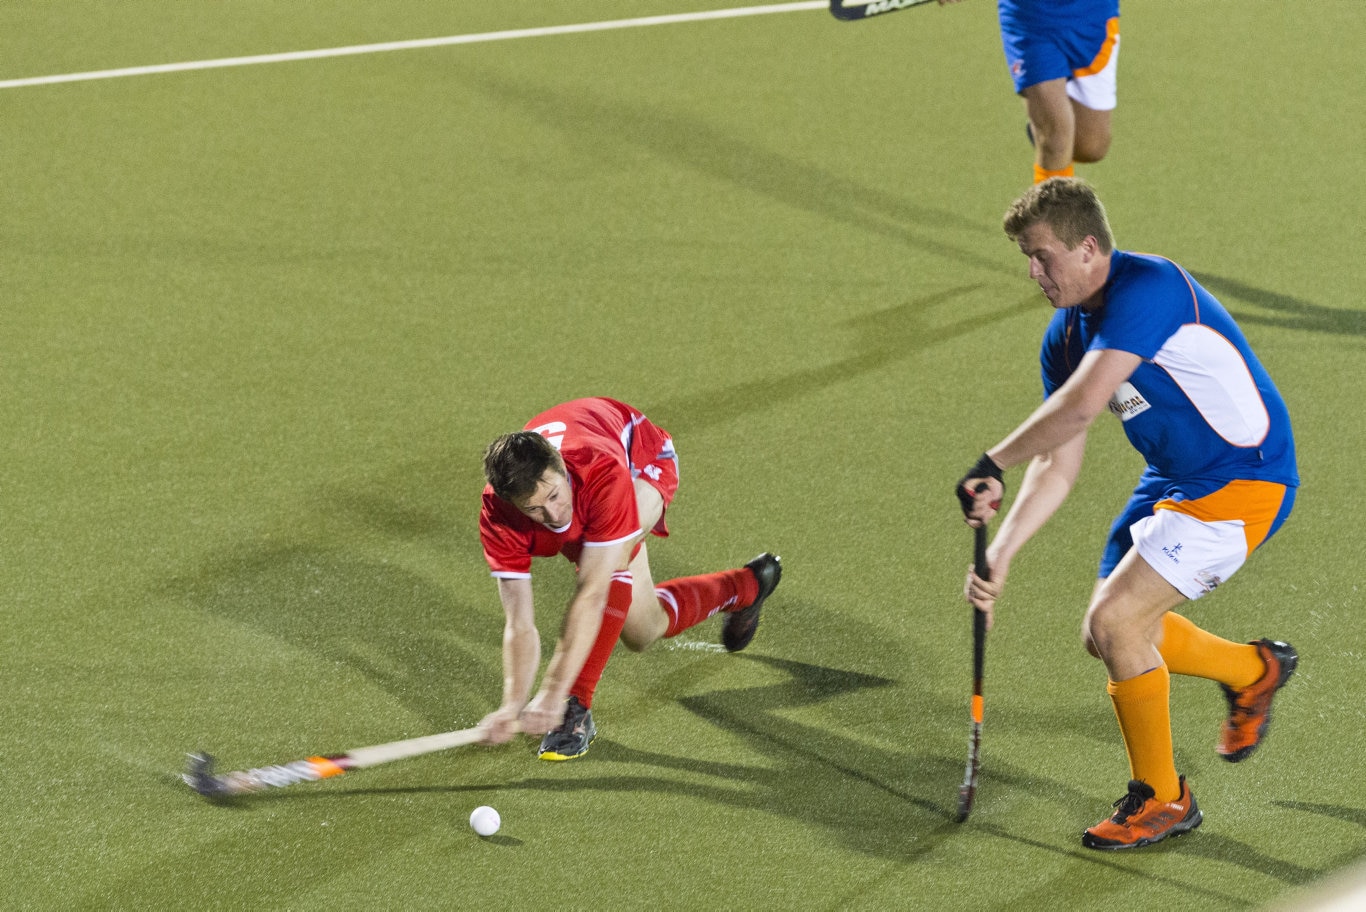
[964,434,1086,628]
[990,349,1140,470]
[480,577,540,744]
[520,542,629,733]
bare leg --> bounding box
[619,480,668,651]
[1022,78,1075,172]
[1082,549,1186,681]
[1071,99,1112,163]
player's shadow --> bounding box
[455,67,1006,276]
[452,65,1042,436]
[1193,273,1365,337]
[1273,801,1366,829]
[506,654,963,861]
[166,541,494,730]
[656,286,1037,435]
[498,653,1332,889]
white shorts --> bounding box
[1130,507,1247,600]
[1067,33,1120,112]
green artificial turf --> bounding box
[3,2,1363,909]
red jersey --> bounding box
[480,398,677,578]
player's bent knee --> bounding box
[619,603,666,652]
[619,630,654,653]
[1073,133,1111,163]
[1083,603,1126,658]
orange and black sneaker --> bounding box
[1082,777,1202,850]
[1218,639,1298,763]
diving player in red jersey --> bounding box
[477,397,782,760]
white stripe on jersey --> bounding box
[582,530,643,548]
[1152,324,1271,447]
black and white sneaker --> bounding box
[722,553,782,653]
[538,696,596,761]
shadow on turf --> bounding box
[456,67,1011,276]
[182,638,1331,895]
[657,287,1039,435]
[1273,801,1366,829]
[1193,272,1365,337]
[167,541,494,731]
[491,654,972,862]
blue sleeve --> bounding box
[1091,253,1196,360]
[1039,308,1079,397]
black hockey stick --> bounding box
[830,0,937,22]
[956,522,989,821]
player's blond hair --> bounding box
[1003,178,1115,253]
[484,432,565,502]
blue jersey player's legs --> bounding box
[1000,4,1119,183]
[1022,79,1086,176]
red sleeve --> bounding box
[479,487,533,577]
[574,452,641,547]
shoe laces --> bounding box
[563,697,587,731]
[1112,781,1155,822]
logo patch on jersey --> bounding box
[531,420,568,449]
[1108,382,1151,422]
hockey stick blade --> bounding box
[830,0,936,21]
[183,752,235,801]
[955,723,981,821]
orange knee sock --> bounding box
[1033,162,1075,184]
[1158,612,1263,688]
[1108,666,1181,802]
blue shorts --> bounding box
[1000,1,1120,107]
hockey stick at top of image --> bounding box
[183,724,496,800]
[829,0,937,22]
[956,521,990,822]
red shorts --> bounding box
[628,417,679,538]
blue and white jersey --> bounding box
[1040,251,1299,497]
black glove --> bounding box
[956,453,1004,516]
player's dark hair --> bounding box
[483,432,564,502]
[1003,177,1115,254]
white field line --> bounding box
[0,2,827,90]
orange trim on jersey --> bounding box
[1155,480,1288,552]
[1074,17,1120,78]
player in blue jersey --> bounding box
[956,179,1299,850]
[997,0,1121,184]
